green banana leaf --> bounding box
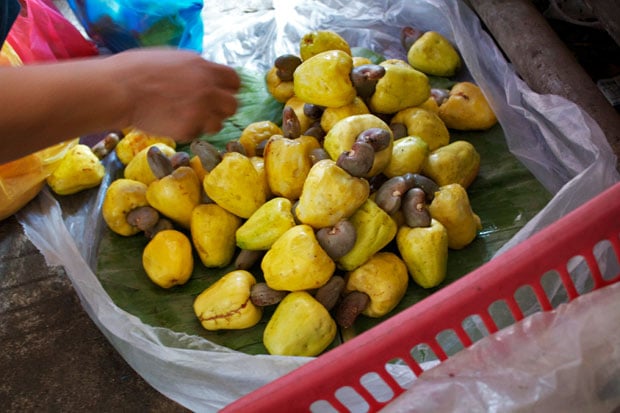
[96,67,551,356]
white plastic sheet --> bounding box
[381,281,620,413]
[18,0,620,411]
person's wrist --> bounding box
[98,54,135,131]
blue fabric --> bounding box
[1,0,20,45]
[66,0,204,53]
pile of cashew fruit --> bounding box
[100,28,498,357]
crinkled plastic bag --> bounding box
[0,139,77,221]
[66,0,204,53]
[381,281,620,413]
[17,0,620,411]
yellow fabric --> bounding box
[0,41,21,66]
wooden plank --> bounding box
[467,0,620,170]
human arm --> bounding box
[0,48,240,164]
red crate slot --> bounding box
[223,182,620,412]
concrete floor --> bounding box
[0,216,189,412]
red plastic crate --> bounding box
[223,182,620,412]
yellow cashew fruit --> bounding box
[285,96,315,134]
[102,178,149,236]
[46,144,105,195]
[191,203,242,268]
[265,65,295,103]
[263,135,321,200]
[263,291,337,357]
[407,31,461,77]
[115,128,176,165]
[438,82,498,130]
[320,96,370,133]
[262,224,335,291]
[428,183,482,250]
[337,198,398,271]
[123,143,177,186]
[422,140,480,188]
[293,49,356,108]
[383,136,430,178]
[299,30,351,61]
[391,107,450,151]
[397,219,449,288]
[295,159,370,229]
[249,156,272,200]
[323,114,394,178]
[189,155,208,183]
[193,270,262,331]
[344,252,409,317]
[239,120,283,157]
[203,152,266,219]
[146,166,201,229]
[368,59,430,114]
[236,197,296,250]
[416,95,440,113]
[142,229,194,289]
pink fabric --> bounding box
[7,0,98,63]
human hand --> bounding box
[105,48,241,142]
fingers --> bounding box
[172,91,239,140]
[195,75,239,134]
[171,60,240,136]
[112,49,242,141]
[203,61,241,92]
[213,86,240,118]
